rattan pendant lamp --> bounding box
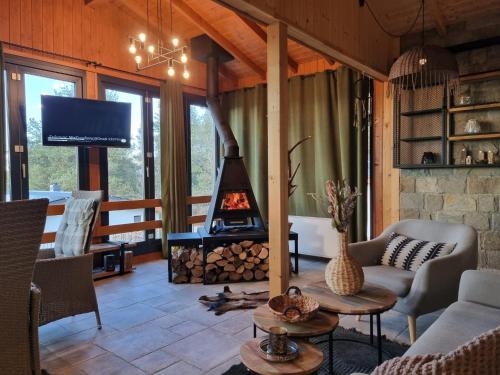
[388,0,459,95]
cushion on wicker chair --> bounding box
[380,232,455,272]
[54,198,96,257]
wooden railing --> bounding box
[186,195,211,225]
[41,195,212,244]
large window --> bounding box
[105,89,145,201]
[4,61,83,233]
[185,96,217,227]
[152,98,162,238]
[99,77,159,242]
[25,75,77,198]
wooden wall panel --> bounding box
[71,3,82,60]
[31,0,43,51]
[0,0,9,41]
[0,0,210,91]
[42,0,54,54]
[20,0,32,47]
[9,0,21,44]
[63,0,73,57]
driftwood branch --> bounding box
[288,136,312,198]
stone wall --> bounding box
[400,169,500,268]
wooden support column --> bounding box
[267,22,289,297]
[381,82,399,228]
[84,71,101,191]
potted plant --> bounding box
[313,179,363,295]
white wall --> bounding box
[288,215,339,258]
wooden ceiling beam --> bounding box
[321,54,336,66]
[235,14,298,73]
[172,0,266,80]
[428,0,447,36]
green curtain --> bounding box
[221,67,368,241]
[0,43,6,202]
[160,79,188,255]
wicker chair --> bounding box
[0,199,48,375]
[33,191,103,328]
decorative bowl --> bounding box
[268,286,319,323]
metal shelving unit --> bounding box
[394,70,500,168]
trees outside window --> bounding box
[25,75,77,196]
[187,101,217,222]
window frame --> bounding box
[3,55,86,200]
[97,75,160,241]
[184,93,220,225]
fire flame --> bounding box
[221,192,251,210]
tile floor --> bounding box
[40,258,441,375]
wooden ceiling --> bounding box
[85,0,500,82]
[370,0,500,37]
[88,0,330,81]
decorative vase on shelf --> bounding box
[325,231,364,296]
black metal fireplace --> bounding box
[191,35,266,235]
[165,35,298,285]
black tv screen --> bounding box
[42,95,131,148]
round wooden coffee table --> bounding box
[253,304,338,374]
[302,281,397,364]
[240,338,323,375]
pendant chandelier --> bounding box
[128,0,190,79]
[388,0,459,95]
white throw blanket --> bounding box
[54,198,96,257]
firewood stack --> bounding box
[205,241,270,284]
[171,241,270,284]
[171,247,204,284]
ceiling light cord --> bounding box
[422,0,425,46]
[170,0,173,35]
[365,0,423,38]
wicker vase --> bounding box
[325,231,364,295]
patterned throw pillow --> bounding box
[380,232,456,272]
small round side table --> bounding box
[253,304,339,374]
[240,338,323,375]
[302,281,397,365]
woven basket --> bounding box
[325,231,364,296]
[268,286,319,323]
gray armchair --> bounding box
[33,190,103,328]
[348,219,478,343]
[0,199,48,375]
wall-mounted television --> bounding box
[42,95,131,148]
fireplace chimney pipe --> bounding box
[206,55,239,158]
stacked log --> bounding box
[171,247,204,284]
[205,241,270,284]
[171,241,271,284]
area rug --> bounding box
[223,326,408,375]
